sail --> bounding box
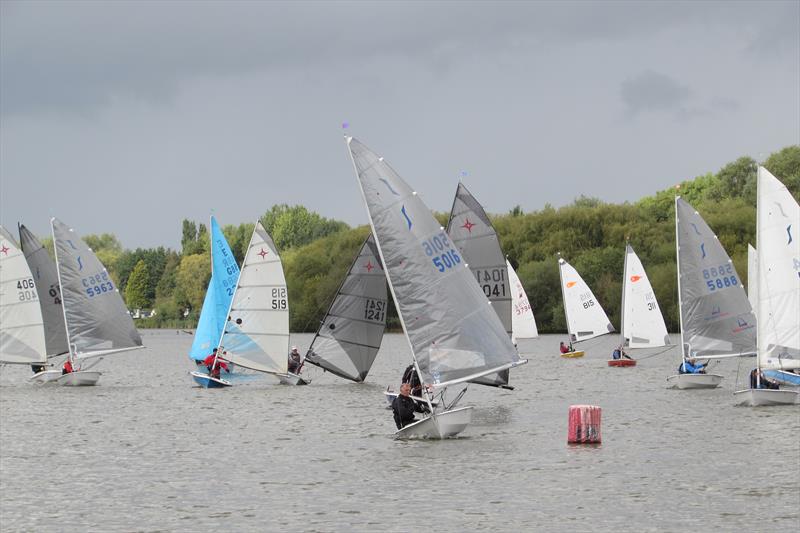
[187,216,240,362]
[621,244,669,348]
[446,182,513,387]
[305,234,388,382]
[558,257,614,343]
[747,244,758,311]
[18,224,69,357]
[756,167,800,370]
[507,260,538,342]
[51,218,142,359]
[0,226,47,364]
[217,221,288,374]
[347,136,524,388]
[675,197,756,358]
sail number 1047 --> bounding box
[421,233,461,273]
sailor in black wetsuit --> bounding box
[392,383,430,429]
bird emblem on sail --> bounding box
[690,223,701,236]
[787,224,793,245]
[566,281,577,288]
[461,218,476,233]
[630,275,642,282]
[379,178,399,196]
[700,243,707,258]
[401,205,412,230]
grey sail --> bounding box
[675,198,756,358]
[347,136,524,388]
[18,224,69,357]
[446,182,512,387]
[305,234,388,382]
[52,218,143,359]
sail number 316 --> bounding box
[421,233,461,273]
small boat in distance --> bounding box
[557,255,615,358]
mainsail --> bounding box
[675,197,756,358]
[0,226,46,364]
[558,257,614,343]
[347,136,524,388]
[51,218,142,359]
[446,182,513,387]
[188,216,240,362]
[621,244,669,348]
[507,259,538,342]
[305,233,388,382]
[755,167,800,370]
[216,221,288,374]
[18,224,69,357]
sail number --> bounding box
[364,299,385,322]
[271,287,287,310]
[703,264,737,292]
[580,291,595,309]
[16,278,38,301]
[514,301,531,315]
[474,268,507,299]
[82,272,114,298]
[421,233,462,273]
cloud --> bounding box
[620,70,691,116]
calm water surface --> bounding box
[1,331,798,532]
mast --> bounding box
[619,241,629,350]
[346,136,433,412]
[50,218,74,367]
[755,174,762,388]
[557,253,573,346]
[674,196,686,371]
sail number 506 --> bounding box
[421,233,461,273]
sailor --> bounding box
[749,368,780,390]
[62,359,74,375]
[401,364,422,397]
[391,382,430,429]
[31,364,46,374]
[560,341,570,354]
[288,346,302,374]
[203,348,228,378]
[612,346,633,360]
[678,358,706,374]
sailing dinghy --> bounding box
[192,221,289,388]
[346,136,526,439]
[446,182,515,388]
[557,255,615,358]
[305,233,388,384]
[666,198,756,389]
[734,167,800,405]
[507,259,538,348]
[0,226,50,378]
[610,244,670,367]
[19,224,70,383]
[188,216,240,386]
[51,218,143,386]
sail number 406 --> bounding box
[271,288,287,310]
[17,278,38,301]
[421,233,461,273]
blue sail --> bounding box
[188,216,241,361]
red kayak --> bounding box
[608,359,637,367]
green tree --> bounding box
[173,254,211,318]
[125,260,151,309]
[261,204,348,250]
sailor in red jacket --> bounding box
[203,348,229,378]
[62,359,74,375]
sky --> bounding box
[1,0,798,249]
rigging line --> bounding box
[635,345,676,360]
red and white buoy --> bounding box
[568,404,602,444]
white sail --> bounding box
[51,218,143,359]
[756,167,800,370]
[0,226,47,364]
[347,136,524,389]
[621,244,669,348]
[507,259,538,342]
[217,221,288,374]
[558,257,614,343]
[747,244,758,312]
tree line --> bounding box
[37,146,800,333]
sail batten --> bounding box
[347,136,523,387]
[675,198,756,358]
[51,218,142,359]
[0,226,47,364]
[305,234,388,382]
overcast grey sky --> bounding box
[1,0,798,249]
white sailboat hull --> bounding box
[666,373,724,389]
[394,406,473,439]
[29,369,63,384]
[57,371,101,386]
[734,388,800,406]
[277,372,310,386]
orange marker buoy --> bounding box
[568,405,602,444]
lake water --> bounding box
[1,331,798,532]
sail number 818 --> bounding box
[421,233,461,273]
